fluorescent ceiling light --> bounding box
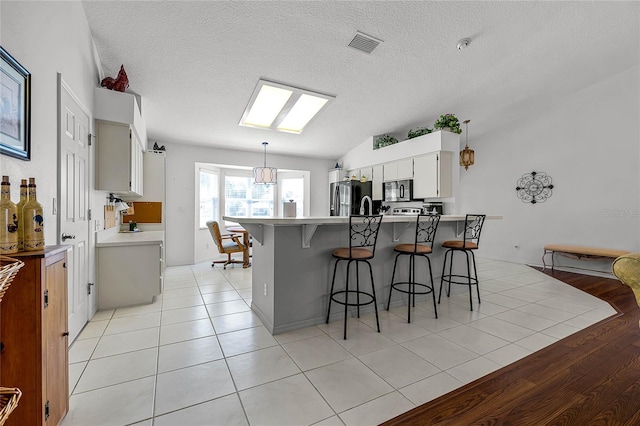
[277,94,328,133]
[243,85,292,128]
[240,79,334,134]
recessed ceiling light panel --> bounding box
[277,94,329,133]
[243,85,292,128]
[240,79,335,134]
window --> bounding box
[197,165,309,232]
[224,174,274,225]
[280,176,304,217]
[199,168,219,228]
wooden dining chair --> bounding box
[206,221,249,269]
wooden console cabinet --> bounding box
[0,246,69,426]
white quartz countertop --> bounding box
[223,215,502,225]
[96,230,165,247]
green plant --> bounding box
[407,127,432,139]
[434,114,462,134]
[374,134,398,149]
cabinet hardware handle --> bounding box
[62,332,69,337]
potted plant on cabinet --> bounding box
[434,114,462,134]
[407,126,432,139]
[373,134,399,149]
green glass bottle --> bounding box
[0,175,18,254]
[16,178,28,251]
[23,177,45,251]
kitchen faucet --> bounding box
[359,195,373,215]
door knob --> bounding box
[61,233,76,241]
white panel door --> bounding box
[58,76,92,344]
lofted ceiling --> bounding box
[81,1,639,160]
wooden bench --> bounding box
[542,244,630,271]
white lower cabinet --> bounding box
[413,151,453,198]
[97,241,163,309]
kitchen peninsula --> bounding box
[224,215,501,334]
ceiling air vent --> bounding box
[348,31,382,54]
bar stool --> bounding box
[439,214,486,311]
[326,215,383,339]
[386,214,441,323]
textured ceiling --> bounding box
[81,1,639,160]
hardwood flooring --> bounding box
[381,268,640,425]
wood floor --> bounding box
[382,268,640,425]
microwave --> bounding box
[383,180,413,202]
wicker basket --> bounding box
[0,387,21,426]
[0,256,24,304]
[0,257,24,425]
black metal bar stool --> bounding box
[386,214,441,323]
[439,214,486,311]
[326,215,383,339]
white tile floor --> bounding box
[62,258,616,426]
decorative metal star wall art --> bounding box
[515,171,554,204]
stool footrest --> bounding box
[330,290,376,307]
[441,274,479,286]
[390,281,435,296]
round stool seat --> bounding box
[394,244,432,254]
[332,247,373,259]
[442,240,478,250]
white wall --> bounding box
[163,142,333,266]
[457,65,640,272]
[0,1,100,244]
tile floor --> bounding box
[61,258,616,426]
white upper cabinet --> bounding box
[383,163,397,182]
[328,168,343,184]
[396,158,414,180]
[383,158,413,182]
[372,164,384,200]
[357,166,373,182]
[413,151,453,198]
[94,88,147,145]
[96,120,144,196]
[94,88,147,197]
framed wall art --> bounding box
[0,46,31,160]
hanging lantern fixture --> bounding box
[460,119,474,170]
[253,142,277,184]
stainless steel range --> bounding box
[392,207,422,216]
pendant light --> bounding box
[460,119,474,170]
[253,141,277,184]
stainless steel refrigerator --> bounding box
[329,181,373,216]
